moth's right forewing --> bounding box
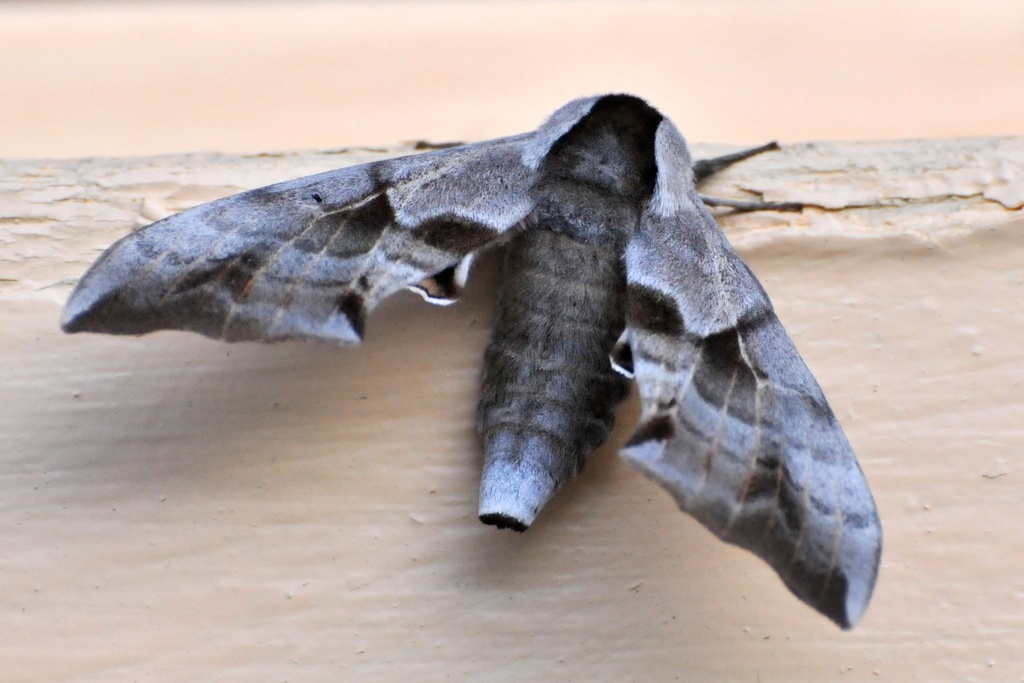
[620,120,882,629]
[62,136,538,344]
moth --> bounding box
[61,94,881,628]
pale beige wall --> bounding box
[2,0,1022,158]
[2,2,1023,682]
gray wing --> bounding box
[618,120,882,628]
[61,103,601,344]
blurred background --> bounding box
[2,0,1022,159]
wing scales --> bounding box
[621,119,881,628]
[62,141,536,343]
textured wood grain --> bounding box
[2,138,1022,681]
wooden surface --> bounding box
[2,138,1022,681]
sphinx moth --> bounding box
[61,94,881,628]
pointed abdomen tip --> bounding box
[479,513,529,533]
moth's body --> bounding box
[478,98,661,528]
[478,230,629,528]
[60,94,881,628]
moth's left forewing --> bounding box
[61,134,538,343]
[380,133,537,304]
[620,120,882,628]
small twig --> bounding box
[693,141,780,183]
[699,195,804,213]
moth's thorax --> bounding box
[532,95,662,250]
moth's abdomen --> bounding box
[477,229,631,530]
